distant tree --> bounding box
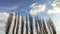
[12,14,17,34]
[5,12,56,34]
[37,18,42,34]
[26,16,28,34]
[29,14,33,34]
[46,19,53,34]
[20,16,24,34]
[42,19,48,34]
[35,16,38,34]
[5,12,13,34]
[48,18,56,34]
[16,13,20,34]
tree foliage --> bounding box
[5,13,56,34]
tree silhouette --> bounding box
[35,16,38,34]
[5,13,56,34]
[20,16,24,34]
[5,12,13,34]
[26,16,28,34]
[29,14,33,34]
[16,13,20,34]
[47,18,56,34]
[37,18,42,34]
[12,14,17,34]
[42,19,48,34]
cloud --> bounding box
[0,12,9,31]
[30,3,46,15]
[0,4,19,10]
[52,1,60,8]
[0,12,15,31]
[10,4,20,10]
[30,3,37,8]
[47,0,60,14]
[47,7,60,14]
[0,12,9,22]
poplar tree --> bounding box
[37,18,42,34]
[29,14,33,34]
[48,18,56,34]
[16,13,20,34]
[26,16,28,34]
[42,19,48,34]
[6,11,13,34]
[35,16,38,34]
[21,16,24,34]
[12,14,17,34]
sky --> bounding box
[0,0,60,34]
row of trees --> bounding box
[5,12,56,34]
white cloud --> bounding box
[0,12,9,22]
[0,12,15,32]
[47,0,60,14]
[52,0,60,8]
[30,3,46,15]
[0,12,9,32]
[11,4,20,10]
[30,3,37,8]
[47,7,60,14]
[0,4,19,10]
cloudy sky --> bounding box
[0,0,60,34]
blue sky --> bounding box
[0,0,54,16]
[0,0,60,34]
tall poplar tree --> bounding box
[29,14,33,34]
[21,16,24,34]
[6,11,13,34]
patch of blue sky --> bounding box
[0,0,55,16]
